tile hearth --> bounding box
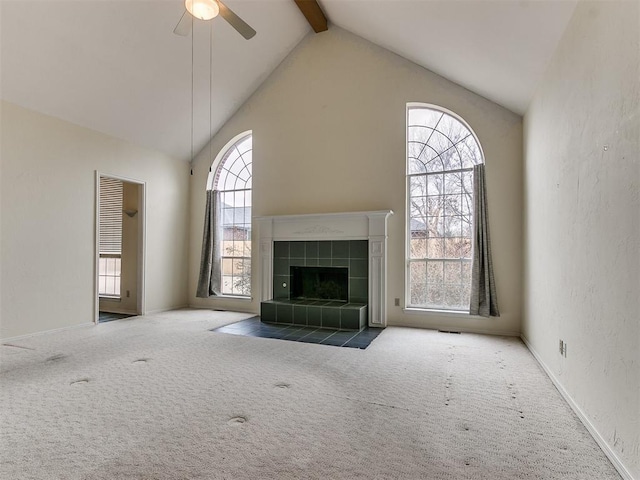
[211,316,382,349]
[261,299,367,330]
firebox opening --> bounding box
[290,266,348,303]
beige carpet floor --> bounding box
[0,309,621,479]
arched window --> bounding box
[199,132,252,297]
[407,104,483,311]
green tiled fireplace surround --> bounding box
[261,240,369,330]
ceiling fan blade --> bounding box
[217,0,256,39]
[173,10,193,36]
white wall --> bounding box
[189,27,523,335]
[523,1,639,477]
[0,101,190,339]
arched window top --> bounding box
[407,104,483,175]
[207,131,252,191]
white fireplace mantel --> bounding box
[256,210,394,327]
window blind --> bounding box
[99,177,123,255]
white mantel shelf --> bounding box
[256,210,394,327]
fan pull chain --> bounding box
[190,14,194,176]
[209,21,213,169]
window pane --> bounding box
[427,131,453,159]
[446,238,470,258]
[427,238,444,258]
[427,284,443,307]
[462,171,473,194]
[221,258,233,275]
[410,261,427,306]
[444,173,462,194]
[410,282,427,306]
[462,262,472,285]
[444,261,462,284]
[410,196,426,218]
[426,261,444,285]
[410,238,427,259]
[106,276,114,295]
[409,176,427,197]
[426,196,443,215]
[427,217,444,238]
[427,174,443,196]
[408,108,442,129]
[238,167,251,183]
[439,115,469,145]
[221,191,233,207]
[423,151,445,173]
[228,156,244,177]
[445,216,461,239]
[222,275,233,295]
[443,195,462,217]
[444,284,463,309]
[461,282,471,308]
[408,146,427,173]
[98,254,121,298]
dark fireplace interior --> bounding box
[290,266,348,303]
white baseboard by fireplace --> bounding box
[256,210,393,327]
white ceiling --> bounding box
[321,0,578,116]
[1,0,577,162]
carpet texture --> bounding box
[0,309,621,479]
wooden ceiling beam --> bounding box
[293,0,328,33]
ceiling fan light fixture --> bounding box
[185,0,219,21]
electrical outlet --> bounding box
[394,298,400,307]
[559,339,564,355]
[126,290,130,298]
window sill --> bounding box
[99,296,121,302]
[403,307,469,317]
[216,295,252,301]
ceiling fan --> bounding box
[174,0,256,39]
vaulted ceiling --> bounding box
[0,0,577,162]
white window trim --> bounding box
[207,130,253,298]
[404,103,484,313]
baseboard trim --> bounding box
[98,308,138,316]
[1,322,94,344]
[188,304,257,315]
[521,334,635,480]
[387,321,521,337]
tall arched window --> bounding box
[216,133,252,296]
[198,132,252,298]
[407,104,483,311]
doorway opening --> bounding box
[95,173,145,324]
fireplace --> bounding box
[291,266,348,303]
[257,210,393,328]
